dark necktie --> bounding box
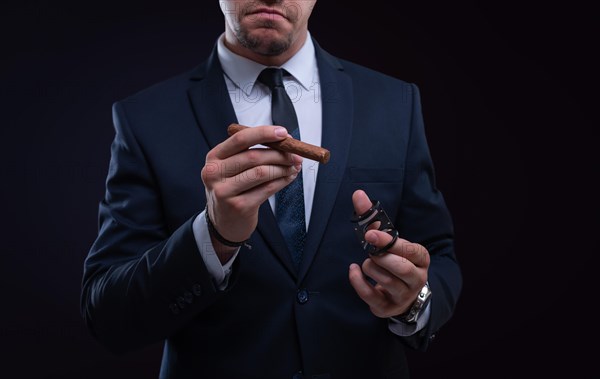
[257,68,306,269]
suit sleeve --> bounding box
[80,101,235,354]
[396,83,463,351]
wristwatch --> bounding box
[396,283,432,324]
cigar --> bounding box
[227,123,331,164]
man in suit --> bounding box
[81,1,462,378]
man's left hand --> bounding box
[348,190,430,318]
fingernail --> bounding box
[275,127,288,137]
[294,163,302,172]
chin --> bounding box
[243,28,293,56]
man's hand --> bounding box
[348,190,430,318]
[201,125,302,261]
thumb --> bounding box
[352,189,373,215]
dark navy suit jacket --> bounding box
[81,40,462,379]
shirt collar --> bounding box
[217,32,317,96]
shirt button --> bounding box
[296,289,309,304]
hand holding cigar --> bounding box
[227,123,331,164]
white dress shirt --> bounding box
[192,33,429,335]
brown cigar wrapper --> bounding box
[227,123,331,164]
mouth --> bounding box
[246,7,288,21]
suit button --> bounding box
[183,291,193,304]
[429,333,436,341]
[297,289,309,304]
[169,303,180,315]
[176,296,186,309]
[292,372,304,379]
[192,284,202,296]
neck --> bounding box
[223,30,308,67]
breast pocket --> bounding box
[347,167,405,214]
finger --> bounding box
[213,173,300,218]
[352,189,373,215]
[365,230,430,268]
[232,165,300,200]
[352,190,382,231]
[363,231,427,289]
[393,239,431,268]
[348,263,389,318]
[364,228,396,256]
[212,126,289,160]
[361,258,409,298]
[213,164,299,199]
[219,148,302,178]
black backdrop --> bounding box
[1,1,597,378]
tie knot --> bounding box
[257,68,286,90]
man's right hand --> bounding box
[201,125,302,259]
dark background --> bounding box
[1,1,597,378]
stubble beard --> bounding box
[234,20,294,57]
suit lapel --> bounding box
[297,43,354,283]
[187,47,237,150]
[257,202,298,278]
[187,46,298,277]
